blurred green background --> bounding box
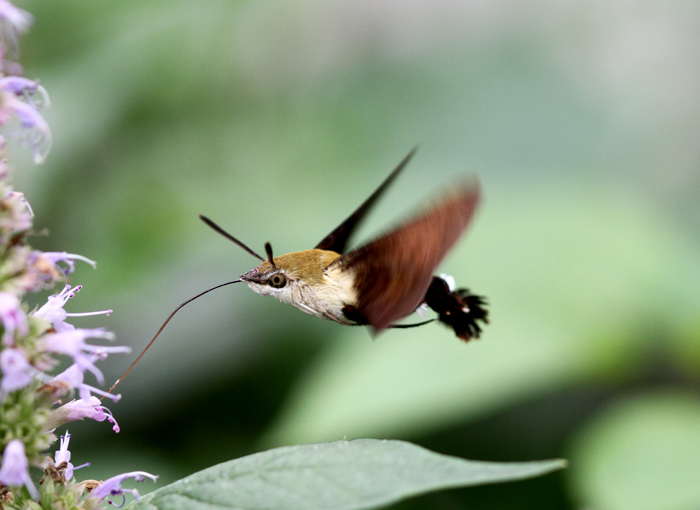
[12,0,700,508]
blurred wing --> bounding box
[315,147,417,254]
[331,181,480,333]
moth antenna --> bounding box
[200,214,265,262]
[101,279,242,400]
[265,242,276,268]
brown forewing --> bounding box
[330,181,480,333]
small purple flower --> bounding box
[34,284,112,333]
[0,439,38,500]
[0,91,51,164]
[0,76,49,109]
[24,250,63,290]
[55,396,120,433]
[52,362,121,403]
[0,71,51,165]
[89,470,157,506]
[54,433,74,480]
[41,328,129,384]
[7,191,33,216]
[22,252,97,291]
[52,432,90,481]
[41,252,96,276]
[0,0,32,35]
[0,0,33,54]
[0,347,32,394]
[0,291,28,344]
[0,190,33,234]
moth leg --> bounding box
[389,319,435,329]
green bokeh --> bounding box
[11,0,700,508]
[567,390,700,510]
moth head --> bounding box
[241,267,289,296]
[240,243,294,297]
[198,215,327,299]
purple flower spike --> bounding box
[0,439,38,500]
[0,291,28,344]
[89,470,157,505]
[0,347,32,394]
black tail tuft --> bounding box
[424,276,489,342]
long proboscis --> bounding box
[102,279,242,400]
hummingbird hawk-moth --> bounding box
[106,149,488,396]
[202,148,488,340]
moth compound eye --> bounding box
[268,273,287,289]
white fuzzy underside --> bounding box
[245,265,357,324]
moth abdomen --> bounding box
[424,276,489,342]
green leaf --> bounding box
[132,439,565,510]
